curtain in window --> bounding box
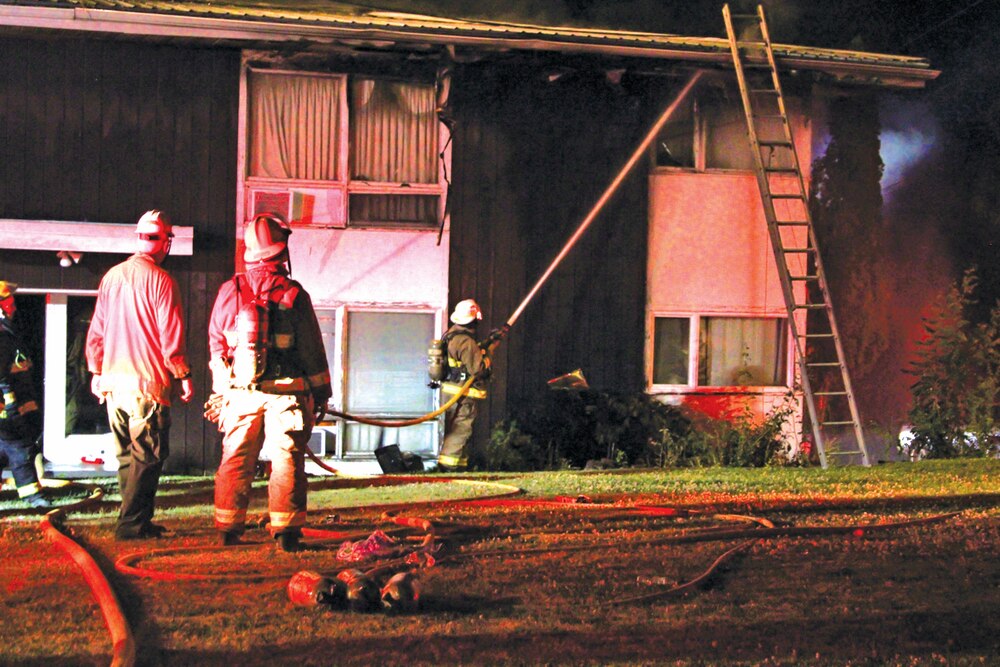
[249,71,341,180]
[699,318,786,386]
[350,79,437,184]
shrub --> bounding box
[484,389,692,471]
[906,269,1000,459]
[484,389,796,471]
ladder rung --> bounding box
[794,304,827,310]
[821,421,856,427]
[755,114,787,120]
[765,167,797,173]
[783,248,815,254]
[815,391,848,396]
[759,139,792,146]
[729,13,761,20]
[769,193,805,200]
[775,221,808,226]
[789,275,819,281]
[799,333,834,338]
[827,450,863,456]
[750,88,780,95]
[738,40,768,47]
[807,362,840,367]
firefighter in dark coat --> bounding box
[207,213,331,552]
[437,299,490,471]
[0,281,52,509]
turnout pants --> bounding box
[0,431,42,498]
[439,396,477,469]
[107,392,170,536]
[214,389,313,536]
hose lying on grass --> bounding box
[38,483,137,667]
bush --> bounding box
[484,389,692,471]
[484,389,796,471]
[906,269,1000,459]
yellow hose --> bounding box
[323,374,477,428]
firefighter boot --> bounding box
[276,531,301,553]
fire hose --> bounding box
[317,71,706,429]
[37,483,137,667]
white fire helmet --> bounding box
[450,299,482,326]
[134,210,174,238]
[244,212,291,263]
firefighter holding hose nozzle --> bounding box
[434,299,495,472]
[207,213,332,552]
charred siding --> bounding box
[450,65,650,463]
[0,36,239,473]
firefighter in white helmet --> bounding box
[0,281,53,509]
[86,210,193,540]
[437,298,490,471]
[208,212,332,552]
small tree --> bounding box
[907,269,1000,458]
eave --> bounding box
[0,3,939,89]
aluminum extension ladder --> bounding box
[722,4,871,467]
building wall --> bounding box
[449,65,651,464]
[646,106,813,425]
[0,35,239,472]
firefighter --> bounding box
[0,281,52,509]
[437,299,491,472]
[208,213,331,552]
[86,210,194,539]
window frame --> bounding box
[314,304,445,459]
[237,59,449,230]
[648,312,794,393]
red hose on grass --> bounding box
[40,487,137,667]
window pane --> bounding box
[66,297,111,436]
[248,71,341,180]
[655,98,694,168]
[346,311,435,413]
[698,317,787,386]
[704,100,755,170]
[350,79,438,184]
[349,193,439,228]
[345,422,436,455]
[653,317,689,384]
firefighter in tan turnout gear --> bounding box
[437,299,491,472]
[208,213,331,552]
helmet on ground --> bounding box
[135,210,174,238]
[450,299,482,325]
[244,212,291,263]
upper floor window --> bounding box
[654,85,757,172]
[244,68,445,229]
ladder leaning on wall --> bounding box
[722,4,871,468]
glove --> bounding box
[475,355,492,381]
[203,393,225,428]
[312,386,332,421]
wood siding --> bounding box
[450,65,653,463]
[0,35,239,473]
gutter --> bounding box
[0,5,938,87]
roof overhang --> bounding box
[0,3,939,89]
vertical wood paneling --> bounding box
[0,35,239,472]
[451,65,650,463]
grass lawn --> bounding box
[1,459,998,666]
